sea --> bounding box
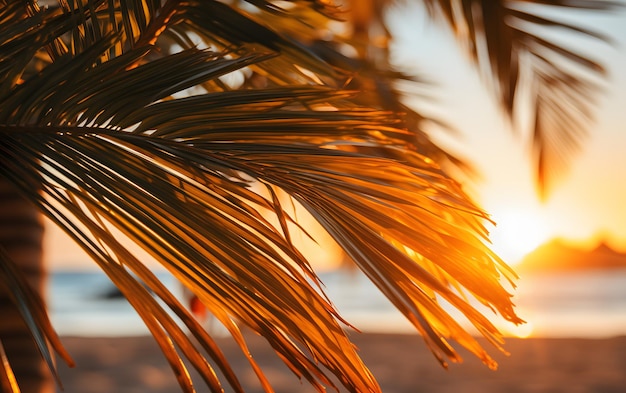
[47,268,626,338]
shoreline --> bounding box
[55,333,626,392]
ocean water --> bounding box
[46,268,626,338]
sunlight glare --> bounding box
[503,320,534,339]
[489,208,551,266]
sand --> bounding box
[55,333,626,393]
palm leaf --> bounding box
[0,341,19,393]
[0,1,527,392]
[0,246,74,390]
[0,92,517,393]
[423,0,618,195]
[236,3,476,177]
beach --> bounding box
[55,333,626,393]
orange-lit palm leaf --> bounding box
[1,1,525,392]
[0,246,74,391]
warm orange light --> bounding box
[504,320,534,338]
[488,207,552,266]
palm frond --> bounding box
[240,4,476,176]
[0,1,527,392]
[0,246,74,389]
[0,88,519,393]
[423,0,618,195]
[0,341,18,393]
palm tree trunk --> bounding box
[0,177,54,393]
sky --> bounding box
[45,3,626,270]
[387,3,626,264]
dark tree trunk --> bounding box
[0,178,54,393]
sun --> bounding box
[488,208,551,266]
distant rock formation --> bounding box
[517,239,626,273]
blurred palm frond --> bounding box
[423,0,618,195]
